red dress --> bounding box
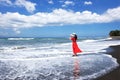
[71,37,82,55]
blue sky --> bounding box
[0,0,120,37]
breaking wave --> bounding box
[0,38,120,80]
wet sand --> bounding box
[97,45,120,80]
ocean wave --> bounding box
[82,39,97,42]
[0,38,120,79]
[0,38,120,59]
[8,38,34,40]
[0,54,118,80]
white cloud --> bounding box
[15,0,36,13]
[62,1,75,7]
[0,7,120,29]
[48,0,54,4]
[0,0,12,5]
[84,1,92,5]
[64,1,74,5]
[0,0,36,13]
[13,28,21,34]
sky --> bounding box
[0,0,120,37]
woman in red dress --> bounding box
[70,33,82,56]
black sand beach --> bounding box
[97,45,120,80]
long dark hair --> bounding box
[74,34,77,40]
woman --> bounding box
[70,33,82,56]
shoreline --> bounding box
[96,45,120,80]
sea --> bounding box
[0,37,120,80]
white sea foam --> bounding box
[0,38,120,80]
[78,39,120,54]
[0,38,120,59]
[1,38,120,59]
[8,38,34,40]
[82,39,97,42]
[0,54,119,80]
